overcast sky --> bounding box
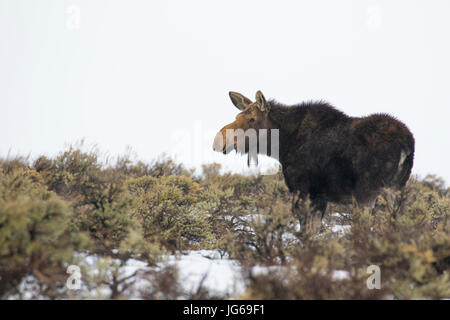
[1,0,449,182]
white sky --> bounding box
[1,0,449,182]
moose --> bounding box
[213,90,415,235]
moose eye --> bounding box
[249,118,255,123]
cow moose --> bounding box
[213,90,415,235]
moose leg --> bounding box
[310,198,327,234]
[292,192,327,238]
[291,191,317,238]
[292,190,306,233]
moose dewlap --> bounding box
[213,90,415,230]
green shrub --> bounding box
[34,147,141,256]
[127,175,213,251]
[2,148,449,300]
[240,177,450,299]
[0,165,88,298]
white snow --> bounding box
[9,218,353,299]
[165,250,245,298]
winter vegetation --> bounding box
[0,145,449,299]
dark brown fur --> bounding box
[213,91,415,232]
[270,100,414,206]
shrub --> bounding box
[0,165,88,299]
[34,147,142,256]
[2,147,449,300]
[127,175,214,251]
[240,177,450,299]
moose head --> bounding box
[212,91,278,165]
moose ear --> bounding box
[229,91,252,111]
[255,90,270,113]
